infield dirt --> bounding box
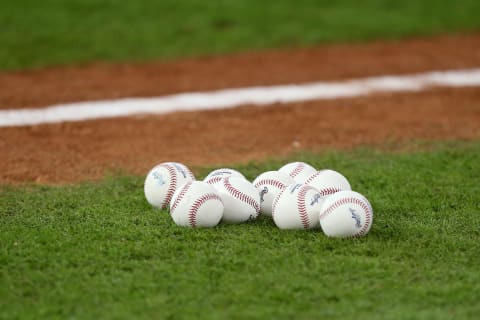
[1,33,479,184]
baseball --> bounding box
[203,168,246,187]
[252,171,295,216]
[278,162,317,183]
[272,183,322,230]
[215,176,260,223]
[169,181,224,228]
[144,162,196,209]
[304,169,351,204]
[318,190,373,238]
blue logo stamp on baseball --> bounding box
[349,208,362,228]
[172,163,188,178]
[153,171,166,186]
[310,193,321,206]
[289,184,302,193]
[259,186,268,203]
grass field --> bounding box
[1,141,479,319]
[2,0,480,71]
[2,1,480,318]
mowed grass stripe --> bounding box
[1,141,480,319]
[1,0,480,70]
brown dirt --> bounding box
[1,87,479,184]
[2,33,480,110]
[1,33,480,184]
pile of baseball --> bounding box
[144,161,373,238]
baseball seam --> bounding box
[253,178,287,190]
[319,197,372,237]
[188,193,222,228]
[356,202,372,237]
[170,181,193,214]
[184,166,196,180]
[160,164,177,209]
[205,176,223,185]
[289,163,305,178]
[297,185,314,229]
[271,189,285,218]
[318,187,342,197]
[223,177,260,213]
[304,170,321,184]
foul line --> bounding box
[1,68,480,127]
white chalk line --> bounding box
[1,68,480,127]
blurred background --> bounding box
[1,0,480,71]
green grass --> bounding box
[1,141,480,319]
[2,0,480,71]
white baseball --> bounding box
[252,171,295,216]
[279,162,317,183]
[304,169,351,204]
[144,162,196,209]
[203,168,246,187]
[319,190,373,238]
[215,176,260,223]
[169,181,224,228]
[272,183,322,230]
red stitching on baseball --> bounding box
[304,171,341,195]
[253,178,287,190]
[223,177,260,213]
[159,163,177,209]
[188,193,222,228]
[271,189,285,218]
[205,176,223,185]
[318,187,341,197]
[170,181,193,213]
[185,167,196,180]
[304,170,321,185]
[297,185,315,229]
[319,197,373,237]
[355,200,372,237]
[289,163,305,178]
